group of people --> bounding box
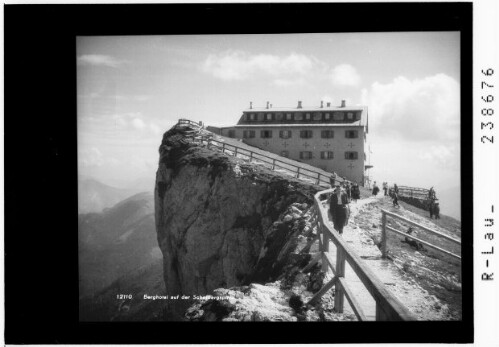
[372,181,400,207]
[328,174,361,235]
[327,173,441,235]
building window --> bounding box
[266,113,273,121]
[313,112,322,121]
[333,112,344,121]
[325,113,331,120]
[243,130,255,138]
[281,150,289,158]
[300,130,313,138]
[257,113,264,121]
[279,130,292,139]
[321,130,334,138]
[286,113,292,121]
[320,151,334,159]
[228,130,236,138]
[250,113,256,120]
[347,112,354,120]
[356,112,361,121]
[345,130,359,138]
[300,151,313,160]
[276,112,283,121]
[305,113,311,120]
[261,130,273,138]
[345,151,358,160]
[295,112,303,121]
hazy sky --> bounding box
[77,33,461,195]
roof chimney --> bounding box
[266,101,270,109]
[320,100,324,108]
[327,102,331,107]
[341,100,346,108]
[297,100,302,109]
[249,101,253,109]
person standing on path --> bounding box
[372,181,380,196]
[383,182,388,196]
[329,183,350,235]
[392,190,400,207]
[345,182,352,202]
[429,199,434,219]
[351,183,360,203]
[433,200,440,219]
[329,172,337,188]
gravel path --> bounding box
[323,195,461,320]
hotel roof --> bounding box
[237,104,368,130]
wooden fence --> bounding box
[380,209,461,261]
[304,189,416,321]
[398,186,431,199]
[177,118,202,127]
[176,119,347,188]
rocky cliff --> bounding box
[155,126,319,300]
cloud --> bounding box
[77,54,125,68]
[330,64,361,87]
[273,78,307,87]
[131,118,146,130]
[79,147,104,167]
[417,144,459,170]
[202,51,314,81]
[362,73,460,142]
[134,95,153,102]
[149,123,162,135]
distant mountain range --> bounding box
[78,178,139,214]
[78,191,161,302]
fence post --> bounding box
[249,152,253,162]
[381,211,387,258]
[321,226,329,272]
[297,167,301,178]
[234,147,238,157]
[376,304,389,321]
[222,143,225,153]
[334,247,346,313]
[317,173,321,185]
[272,159,276,170]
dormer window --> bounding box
[305,113,311,120]
[333,112,344,121]
[347,112,354,120]
[276,112,283,121]
[266,113,272,121]
[325,113,331,120]
[257,113,264,121]
[295,113,303,121]
[250,113,256,120]
[313,112,322,121]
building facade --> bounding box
[210,100,369,185]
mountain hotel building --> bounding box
[207,100,370,185]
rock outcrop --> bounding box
[155,125,319,300]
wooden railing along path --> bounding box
[176,119,347,188]
[303,189,416,321]
[380,209,461,261]
[397,186,431,200]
